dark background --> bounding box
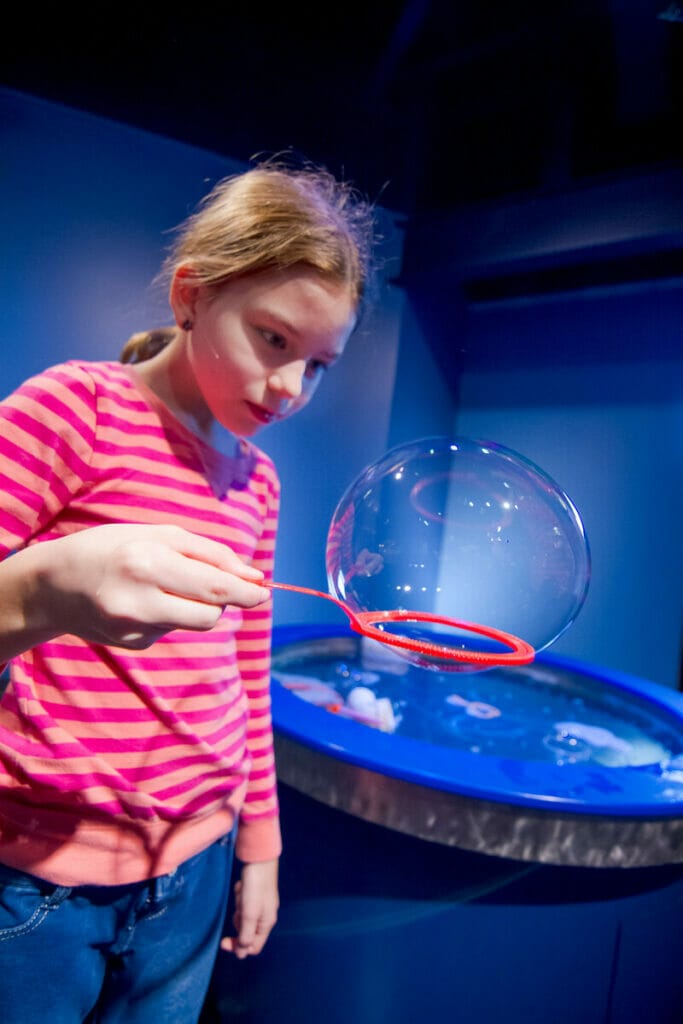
[3,1,682,216]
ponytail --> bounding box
[120,327,178,365]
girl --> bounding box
[0,163,375,1022]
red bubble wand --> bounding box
[265,581,535,667]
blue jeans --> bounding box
[0,832,235,1023]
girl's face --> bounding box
[171,266,357,438]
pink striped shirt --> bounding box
[0,361,282,885]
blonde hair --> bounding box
[121,162,376,365]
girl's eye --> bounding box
[261,329,287,350]
[304,359,328,379]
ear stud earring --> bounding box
[182,319,194,331]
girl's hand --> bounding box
[221,858,279,959]
[28,523,270,649]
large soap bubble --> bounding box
[326,437,590,671]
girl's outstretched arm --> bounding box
[0,523,270,662]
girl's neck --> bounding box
[131,337,209,435]
[129,337,236,453]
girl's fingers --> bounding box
[42,524,270,647]
[152,549,270,607]
[161,527,264,582]
[101,529,270,610]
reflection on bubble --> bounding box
[326,437,590,672]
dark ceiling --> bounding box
[3,1,682,216]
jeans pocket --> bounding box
[0,863,71,942]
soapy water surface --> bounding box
[273,643,683,773]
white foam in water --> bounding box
[554,722,633,754]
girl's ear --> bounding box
[169,265,203,328]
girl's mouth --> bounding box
[245,401,277,424]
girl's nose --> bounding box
[268,361,306,400]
